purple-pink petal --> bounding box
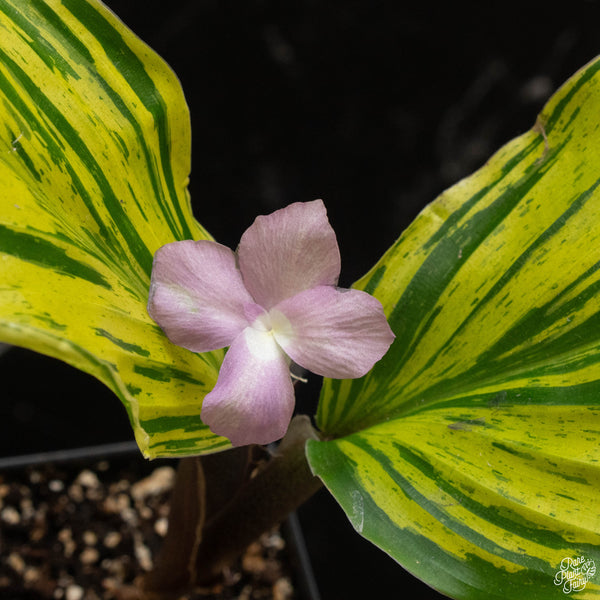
[148,240,255,353]
[201,327,295,446]
[237,200,341,309]
[271,286,395,379]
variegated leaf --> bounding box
[308,57,600,598]
[0,0,228,458]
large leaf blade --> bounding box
[309,57,600,597]
[0,0,227,457]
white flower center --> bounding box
[268,308,294,344]
[251,308,293,337]
[251,311,274,333]
[243,326,283,362]
[247,308,294,362]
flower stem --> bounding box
[139,416,322,596]
[194,415,323,583]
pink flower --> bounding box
[147,200,394,446]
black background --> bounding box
[2,1,600,597]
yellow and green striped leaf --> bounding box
[0,0,229,458]
[308,57,600,598]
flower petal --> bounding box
[148,240,256,352]
[201,327,295,446]
[238,200,341,309]
[271,286,395,379]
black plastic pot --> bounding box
[297,489,450,600]
[0,440,321,600]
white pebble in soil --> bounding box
[7,552,25,574]
[65,584,84,600]
[83,530,98,545]
[154,517,168,537]
[103,531,122,548]
[131,466,175,501]
[49,479,65,493]
[1,506,21,525]
[133,531,153,571]
[80,547,100,565]
[273,577,294,600]
[75,470,101,489]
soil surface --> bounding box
[0,456,296,600]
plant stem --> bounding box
[138,457,206,595]
[194,416,323,583]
